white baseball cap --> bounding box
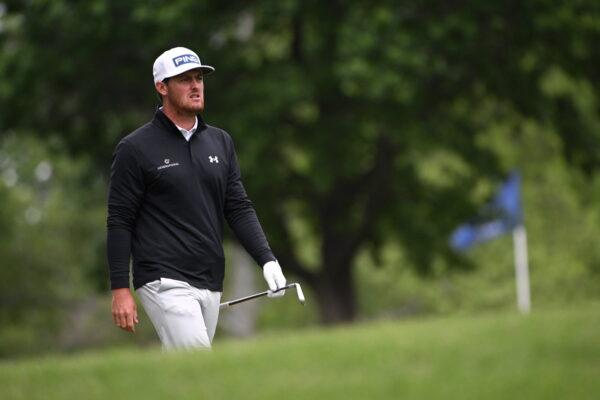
[152,47,215,83]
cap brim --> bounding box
[199,65,215,75]
[162,65,215,81]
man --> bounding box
[106,46,286,350]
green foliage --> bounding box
[2,303,599,400]
[202,1,600,301]
[0,134,105,356]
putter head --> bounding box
[293,283,305,305]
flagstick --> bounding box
[512,225,531,314]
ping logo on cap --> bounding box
[172,54,200,67]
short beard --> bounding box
[166,94,204,115]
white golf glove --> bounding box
[263,260,286,298]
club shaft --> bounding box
[220,283,296,308]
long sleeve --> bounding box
[106,140,145,289]
[224,140,276,267]
[106,228,133,289]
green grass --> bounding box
[2,303,599,400]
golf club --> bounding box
[220,282,305,309]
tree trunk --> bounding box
[315,266,356,324]
[220,244,259,338]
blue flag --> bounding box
[450,171,522,251]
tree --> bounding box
[208,0,600,322]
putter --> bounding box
[220,282,305,309]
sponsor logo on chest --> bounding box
[157,158,180,170]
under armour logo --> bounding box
[209,156,219,163]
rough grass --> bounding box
[2,302,599,400]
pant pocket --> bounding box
[140,279,161,293]
[157,278,197,315]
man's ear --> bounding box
[155,81,168,97]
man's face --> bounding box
[157,69,205,114]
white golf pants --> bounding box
[137,278,222,350]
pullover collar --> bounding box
[153,108,207,139]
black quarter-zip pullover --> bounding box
[106,109,275,291]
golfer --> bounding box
[106,46,286,350]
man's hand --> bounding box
[263,260,286,298]
[111,288,139,333]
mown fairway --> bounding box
[2,303,599,400]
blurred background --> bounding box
[1,0,600,360]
